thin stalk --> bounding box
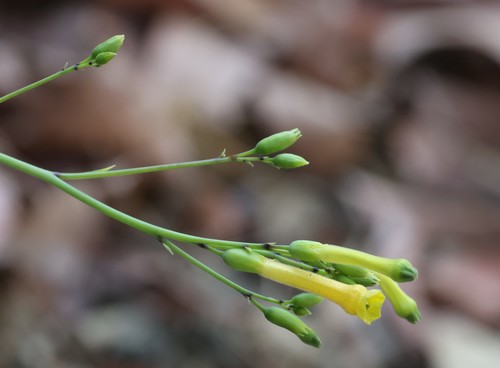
[0,152,264,248]
[57,155,267,180]
[162,239,280,304]
[0,62,91,104]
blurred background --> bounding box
[1,1,500,367]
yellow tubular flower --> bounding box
[222,249,385,324]
[289,241,418,283]
[260,259,385,325]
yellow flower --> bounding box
[289,240,418,282]
[259,258,385,325]
[222,249,385,324]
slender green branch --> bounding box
[0,152,269,248]
[162,239,281,304]
[56,155,267,180]
[0,62,92,104]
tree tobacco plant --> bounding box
[0,35,420,348]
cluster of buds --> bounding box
[221,240,420,347]
[80,35,125,67]
[241,128,309,169]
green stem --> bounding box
[57,155,265,180]
[0,152,264,248]
[162,239,280,304]
[0,62,91,104]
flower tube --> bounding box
[289,240,418,282]
[223,249,385,324]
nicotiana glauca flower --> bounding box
[263,307,321,348]
[254,128,302,155]
[289,240,418,283]
[223,249,385,324]
[377,273,421,323]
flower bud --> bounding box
[222,249,265,274]
[333,264,370,278]
[263,307,321,348]
[291,306,311,316]
[289,293,323,308]
[288,240,324,261]
[91,35,125,59]
[290,241,418,283]
[270,153,309,169]
[332,274,356,285]
[350,274,379,287]
[94,52,117,66]
[254,129,302,155]
[377,273,421,323]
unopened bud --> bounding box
[222,249,265,274]
[270,153,309,169]
[350,274,379,287]
[288,240,324,261]
[333,264,370,278]
[291,306,311,316]
[289,293,323,308]
[254,129,302,155]
[263,307,321,348]
[94,52,117,66]
[91,35,125,59]
[377,273,421,323]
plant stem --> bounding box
[0,62,91,104]
[0,152,265,248]
[162,239,281,304]
[57,156,266,180]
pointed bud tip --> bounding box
[300,332,322,348]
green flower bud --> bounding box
[263,307,321,348]
[94,52,117,66]
[289,293,323,308]
[91,35,125,59]
[288,240,324,261]
[291,306,311,316]
[270,153,309,169]
[254,129,302,155]
[222,249,265,274]
[332,274,356,285]
[350,274,379,287]
[377,273,421,324]
[333,263,370,278]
